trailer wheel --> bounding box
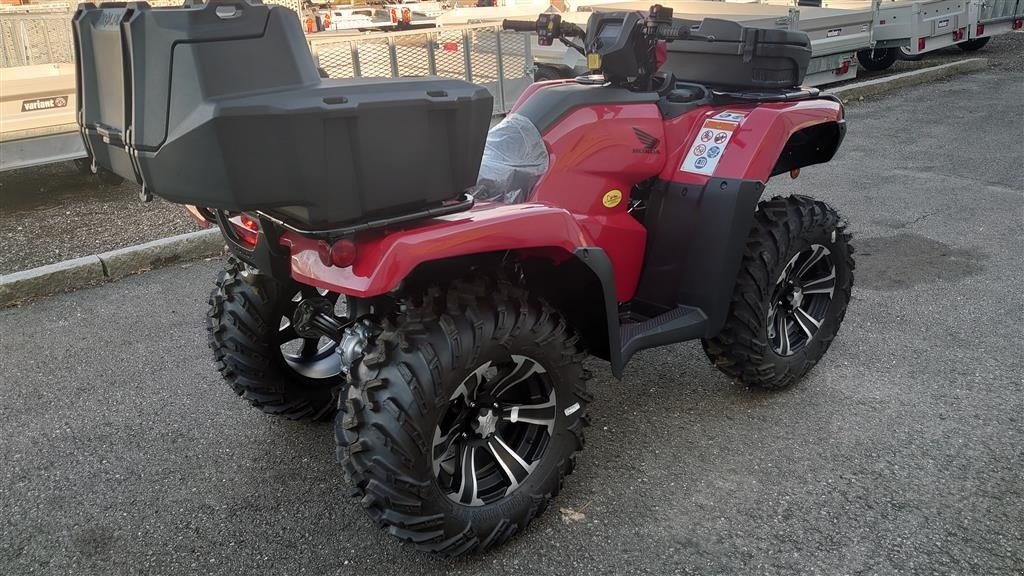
[338,277,590,556]
[207,258,346,421]
[702,196,855,390]
[958,37,990,51]
[855,48,898,71]
[898,46,925,61]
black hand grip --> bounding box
[560,22,585,37]
[502,19,536,32]
[655,24,688,40]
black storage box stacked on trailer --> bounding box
[664,18,811,89]
[73,0,493,229]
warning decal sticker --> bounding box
[681,117,739,175]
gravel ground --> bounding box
[1,32,1019,275]
[0,163,199,275]
[0,69,1022,575]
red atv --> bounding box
[75,1,853,555]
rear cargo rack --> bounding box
[257,194,476,239]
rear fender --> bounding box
[279,202,591,298]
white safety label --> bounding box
[680,115,741,175]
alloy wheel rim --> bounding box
[767,244,837,357]
[277,288,344,379]
[432,355,557,507]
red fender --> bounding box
[280,202,593,298]
[661,98,844,185]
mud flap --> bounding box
[634,177,765,335]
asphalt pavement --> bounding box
[1,69,1022,576]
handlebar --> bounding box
[501,19,535,33]
[503,18,691,42]
[501,18,585,38]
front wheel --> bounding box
[337,277,591,556]
[703,196,855,390]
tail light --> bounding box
[390,8,397,23]
[976,23,985,36]
[953,28,964,41]
[227,213,260,249]
[1013,19,1022,30]
[918,37,926,51]
[834,60,850,75]
[401,7,411,24]
[316,238,358,268]
[330,239,358,268]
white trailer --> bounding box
[758,0,1022,69]
[522,0,1022,82]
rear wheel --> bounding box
[338,277,590,556]
[856,47,898,71]
[703,196,855,389]
[958,37,990,51]
[207,258,347,420]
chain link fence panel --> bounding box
[2,8,532,114]
[310,24,533,114]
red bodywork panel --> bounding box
[659,99,844,186]
[282,203,590,298]
[282,85,843,302]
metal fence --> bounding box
[309,24,532,114]
[1,11,533,114]
[0,13,74,67]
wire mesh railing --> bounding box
[1,10,533,115]
[309,24,533,114]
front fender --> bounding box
[280,202,591,297]
[715,98,845,182]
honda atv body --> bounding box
[75,0,854,556]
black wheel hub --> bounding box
[767,244,837,357]
[277,287,346,379]
[432,355,556,507]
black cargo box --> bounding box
[73,0,493,229]
[664,18,811,89]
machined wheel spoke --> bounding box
[299,338,321,357]
[278,324,299,343]
[796,245,828,279]
[776,313,792,356]
[490,355,546,399]
[501,391,557,432]
[486,435,534,493]
[455,444,482,506]
[432,426,459,461]
[792,306,822,339]
[801,269,837,295]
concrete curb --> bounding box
[827,58,988,102]
[0,228,224,307]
